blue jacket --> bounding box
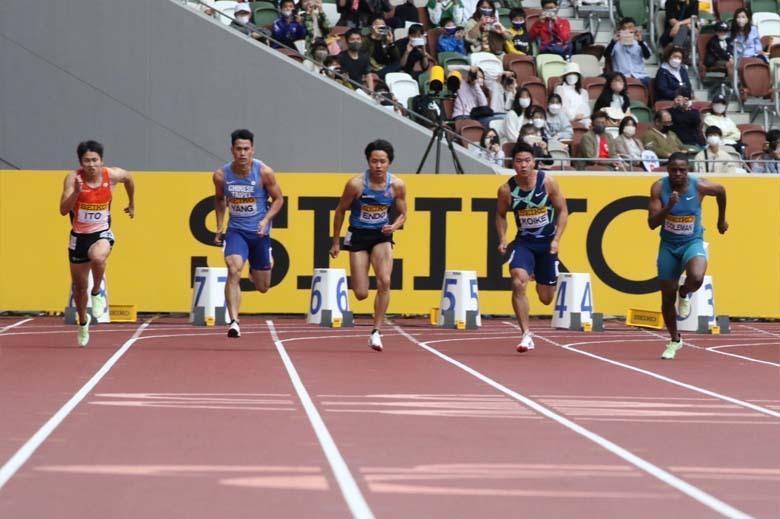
[271,17,307,49]
[655,64,692,101]
[437,35,466,55]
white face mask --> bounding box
[518,97,531,108]
[623,125,636,137]
[565,74,578,85]
[712,103,726,114]
[547,104,561,114]
[707,135,721,147]
[281,9,294,17]
[717,33,728,40]
[533,118,546,128]
[236,14,250,24]
[669,58,682,68]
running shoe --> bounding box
[227,320,241,338]
[91,292,105,318]
[661,337,683,359]
[516,333,535,353]
[368,330,383,352]
[677,291,692,319]
[77,313,92,348]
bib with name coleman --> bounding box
[224,159,270,233]
[71,167,112,234]
[349,170,394,230]
[660,175,703,243]
[507,170,557,242]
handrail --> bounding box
[499,154,779,173]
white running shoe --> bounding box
[77,313,92,348]
[661,336,683,359]
[516,333,535,353]
[677,291,692,319]
[368,330,383,352]
[227,320,241,338]
[91,292,105,318]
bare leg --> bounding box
[224,254,245,322]
[249,268,271,294]
[659,280,680,342]
[679,257,707,299]
[510,268,532,334]
[349,251,371,301]
[369,243,393,330]
[536,284,556,306]
[87,240,112,295]
[69,262,91,324]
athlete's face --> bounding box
[79,151,104,176]
[231,139,254,167]
[512,152,534,176]
[667,159,689,188]
[367,150,391,177]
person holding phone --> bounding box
[364,15,402,79]
[465,0,505,54]
[396,23,433,77]
[528,0,571,59]
[271,0,307,49]
[605,17,652,87]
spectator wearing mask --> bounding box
[364,16,402,79]
[504,8,532,56]
[373,82,404,114]
[453,66,490,121]
[302,0,332,53]
[751,131,780,173]
[669,93,705,149]
[554,62,591,129]
[529,107,550,142]
[703,94,743,152]
[605,17,652,87]
[503,87,535,143]
[487,71,518,117]
[704,21,734,78]
[614,116,645,163]
[731,8,767,61]
[336,0,392,29]
[694,126,739,174]
[593,72,631,118]
[338,29,374,91]
[577,111,619,169]
[464,1,507,54]
[427,0,467,27]
[642,110,687,159]
[472,128,506,165]
[305,39,331,73]
[545,93,573,143]
[528,0,572,59]
[655,45,693,101]
[396,24,433,78]
[272,0,308,49]
[231,4,265,41]
[321,55,354,89]
[519,123,554,167]
[660,0,698,50]
[438,18,467,55]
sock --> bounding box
[91,290,100,297]
[371,328,380,335]
[79,320,87,326]
[678,286,688,298]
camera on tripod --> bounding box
[428,65,461,96]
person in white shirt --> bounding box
[487,71,518,118]
[701,94,743,155]
[554,62,591,129]
[502,87,534,143]
[694,126,739,174]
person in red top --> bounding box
[59,140,135,347]
[528,0,571,58]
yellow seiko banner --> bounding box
[1,171,778,318]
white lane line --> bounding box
[0,321,150,490]
[705,344,780,368]
[266,321,374,519]
[0,318,34,334]
[393,325,755,519]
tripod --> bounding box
[415,98,465,174]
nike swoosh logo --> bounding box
[685,196,694,200]
[534,192,544,198]
[226,180,236,184]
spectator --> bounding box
[364,15,402,79]
[694,126,739,174]
[529,106,550,142]
[396,24,433,78]
[703,94,744,154]
[605,17,652,87]
[336,0,391,29]
[519,123,554,167]
[302,0,332,53]
[373,82,404,114]
[554,62,591,129]
[504,8,532,56]
[751,131,780,173]
[304,39,331,73]
[705,21,734,78]
[576,111,619,169]
[660,0,698,51]
[503,87,535,143]
[464,0,507,55]
[438,18,467,55]
[231,3,265,42]
[453,66,490,121]
[732,8,767,61]
[487,71,518,117]
[272,0,307,49]
[669,93,705,149]
[338,29,374,91]
[593,72,631,117]
[321,55,354,89]
[642,110,687,159]
[471,128,506,165]
[655,45,693,101]
[427,0,467,27]
[614,116,645,163]
[394,0,420,25]
[545,93,573,142]
[528,0,572,59]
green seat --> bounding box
[536,53,567,86]
[418,69,432,94]
[437,52,469,72]
[249,1,276,11]
[616,0,649,28]
[629,101,652,123]
[751,0,779,13]
[253,7,279,27]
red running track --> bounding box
[0,316,778,518]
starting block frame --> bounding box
[435,270,481,329]
[190,267,230,326]
[306,268,354,327]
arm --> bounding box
[427,0,443,25]
[546,174,568,254]
[109,167,135,218]
[213,169,227,245]
[383,177,407,235]
[553,18,570,42]
[259,164,284,236]
[697,177,728,233]
[59,172,81,216]
[495,183,511,254]
[329,177,361,258]
[647,180,677,229]
[504,111,521,143]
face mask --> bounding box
[519,97,531,108]
[236,15,250,24]
[712,103,726,114]
[623,125,636,137]
[736,17,748,26]
[445,26,457,35]
[660,125,671,134]
[612,82,624,92]
[314,50,328,60]
[522,135,537,145]
[669,58,682,68]
[348,41,361,51]
[533,118,546,128]
[480,8,494,16]
[685,100,693,109]
[410,37,425,47]
[281,9,293,17]
[707,135,721,147]
[547,104,561,114]
[543,9,557,17]
[593,123,605,135]
[565,74,578,85]
[483,136,496,147]
[512,21,525,28]
[717,33,728,40]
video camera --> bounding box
[428,65,461,96]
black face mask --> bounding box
[593,124,605,135]
[660,125,671,134]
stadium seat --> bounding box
[583,76,606,99]
[626,77,649,105]
[537,54,568,87]
[470,52,504,79]
[518,77,548,108]
[322,3,339,26]
[212,1,238,25]
[754,13,780,39]
[253,6,280,27]
[739,57,772,100]
[438,52,470,73]
[617,0,649,28]
[571,54,603,78]
[385,73,421,109]
[504,54,537,79]
[629,101,653,122]
[738,124,768,157]
[714,0,745,19]
[751,0,779,12]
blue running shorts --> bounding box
[508,239,559,285]
[224,229,272,271]
[657,239,707,281]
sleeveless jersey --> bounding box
[224,159,269,233]
[348,170,394,230]
[660,176,703,244]
[71,167,112,234]
[507,171,557,242]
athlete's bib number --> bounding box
[664,215,695,235]
[228,197,258,216]
[77,202,109,223]
[516,207,549,229]
[359,204,388,224]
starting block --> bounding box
[190,267,229,326]
[109,304,137,322]
[626,308,664,329]
[64,271,111,324]
[697,314,731,334]
[306,268,354,327]
[552,273,601,331]
[435,270,481,329]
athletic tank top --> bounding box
[224,159,269,233]
[71,167,112,234]
[348,170,394,230]
[507,171,557,242]
[660,176,703,244]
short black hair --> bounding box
[705,125,723,137]
[592,110,609,122]
[365,139,394,163]
[654,109,671,123]
[345,28,362,41]
[76,140,104,161]
[231,129,254,145]
[541,0,558,6]
[509,8,526,19]
[619,17,636,28]
[408,23,424,36]
[668,151,689,165]
[618,116,636,134]
[511,141,535,159]
[440,16,454,26]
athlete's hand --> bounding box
[667,191,679,208]
[329,242,340,258]
[550,239,559,254]
[124,204,134,218]
[497,239,508,255]
[257,219,269,237]
[717,220,728,234]
[74,175,83,193]
[381,224,394,235]
[214,231,224,246]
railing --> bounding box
[495,155,780,173]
